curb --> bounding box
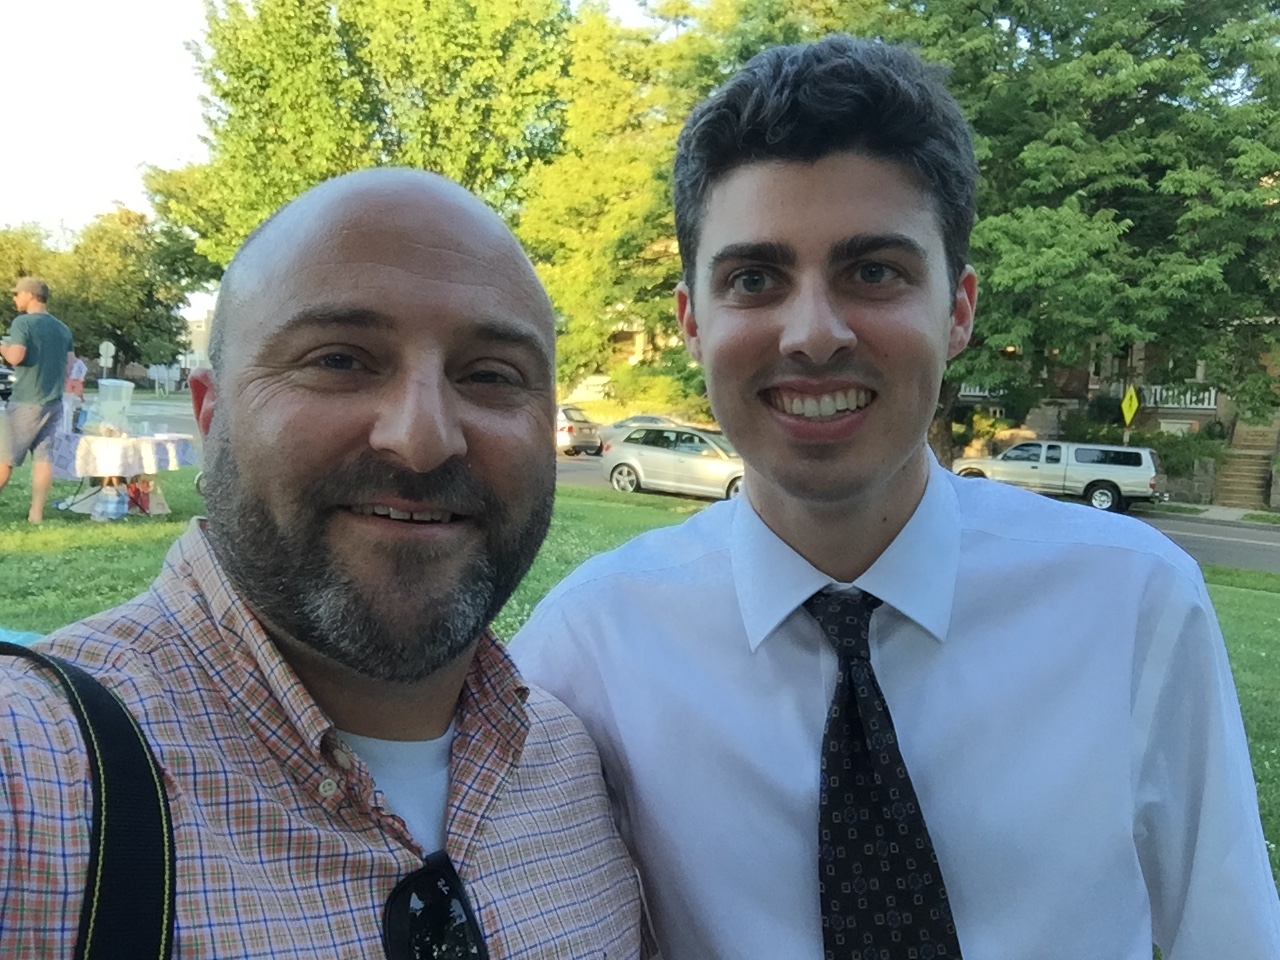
[1132,509,1280,532]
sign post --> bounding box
[98,340,116,377]
[1121,385,1140,444]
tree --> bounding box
[45,210,196,368]
[154,0,571,265]
[518,0,860,389]
[866,0,1280,430]
[0,226,57,285]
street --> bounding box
[556,453,609,490]
[554,459,1280,574]
[1141,515,1280,574]
[95,409,1280,576]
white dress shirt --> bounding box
[510,460,1280,960]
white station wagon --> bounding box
[952,441,1166,512]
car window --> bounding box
[703,430,738,456]
[674,432,711,455]
[1001,443,1042,463]
[632,429,677,449]
[1074,447,1143,467]
[561,407,590,423]
[1046,444,1062,464]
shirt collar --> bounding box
[731,455,961,650]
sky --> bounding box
[0,0,650,239]
[0,0,210,237]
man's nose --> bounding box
[367,370,468,473]
[777,282,856,365]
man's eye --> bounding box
[317,352,364,371]
[467,367,522,387]
[855,263,896,284]
[729,270,774,295]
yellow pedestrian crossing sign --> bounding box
[1121,385,1140,426]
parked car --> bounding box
[0,364,13,402]
[556,405,602,456]
[952,440,1166,512]
[599,414,682,447]
[602,424,744,500]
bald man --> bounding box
[0,170,644,958]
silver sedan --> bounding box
[602,425,743,500]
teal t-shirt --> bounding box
[7,311,73,406]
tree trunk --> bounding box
[929,380,962,467]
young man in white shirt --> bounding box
[511,34,1280,960]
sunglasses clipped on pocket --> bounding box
[382,851,490,960]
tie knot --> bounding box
[804,589,881,659]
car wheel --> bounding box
[611,464,640,493]
[726,477,743,499]
[1085,481,1123,512]
[589,443,602,456]
[958,468,985,478]
[564,447,579,456]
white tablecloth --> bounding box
[52,432,200,480]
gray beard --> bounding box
[200,423,554,684]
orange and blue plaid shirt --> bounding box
[0,522,643,957]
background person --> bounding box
[512,35,1280,960]
[0,169,643,958]
[0,276,74,523]
[64,352,87,399]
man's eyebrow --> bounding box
[270,306,395,340]
[828,234,929,267]
[707,241,797,271]
[470,317,555,367]
[261,307,552,364]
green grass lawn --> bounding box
[2,462,1278,883]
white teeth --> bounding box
[773,387,873,420]
[411,510,451,522]
[351,505,454,524]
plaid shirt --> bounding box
[0,523,643,958]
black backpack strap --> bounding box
[0,641,175,959]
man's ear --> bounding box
[947,266,978,361]
[675,281,703,364]
[189,369,218,439]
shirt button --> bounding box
[333,750,353,771]
[319,778,339,798]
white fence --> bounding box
[1139,385,1218,410]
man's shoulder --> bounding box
[2,588,189,727]
[521,682,598,752]
[948,470,1200,577]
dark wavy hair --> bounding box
[673,35,977,289]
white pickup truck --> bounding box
[952,441,1166,512]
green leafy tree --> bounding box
[519,0,860,390]
[47,210,194,368]
[867,0,1280,433]
[0,226,57,286]
[154,0,570,265]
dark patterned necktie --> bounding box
[805,589,962,960]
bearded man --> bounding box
[0,169,643,958]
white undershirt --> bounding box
[338,724,455,853]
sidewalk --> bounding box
[1133,502,1278,528]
